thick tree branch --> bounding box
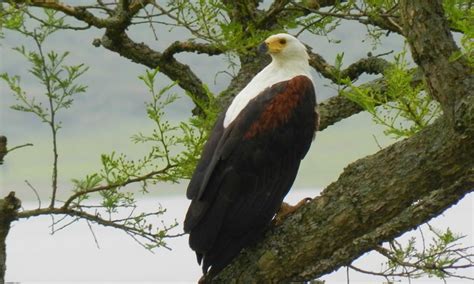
[318,67,424,131]
[0,192,21,283]
[213,116,474,282]
[162,41,224,59]
[219,49,393,114]
[96,31,212,113]
[217,54,271,108]
[308,50,391,83]
[15,1,215,113]
[400,0,474,128]
[317,94,363,131]
[211,1,474,282]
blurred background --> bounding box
[1,4,472,283]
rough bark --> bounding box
[400,0,473,128]
[211,0,474,282]
[14,0,216,113]
[212,118,473,282]
[98,30,213,113]
[4,1,473,282]
[0,136,6,165]
[318,67,423,131]
[0,192,21,283]
[217,55,271,108]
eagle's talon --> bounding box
[273,197,312,225]
[184,33,318,277]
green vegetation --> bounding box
[341,48,441,138]
[0,0,472,282]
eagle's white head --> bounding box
[259,33,309,63]
[223,33,312,128]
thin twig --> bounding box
[25,10,92,30]
[52,217,79,233]
[372,134,383,150]
[24,180,42,209]
[165,232,186,238]
[30,31,60,209]
[62,165,175,209]
[7,143,33,153]
[86,220,101,249]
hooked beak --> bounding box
[258,42,268,54]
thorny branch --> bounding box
[349,226,474,282]
[308,50,392,84]
[62,164,176,209]
[16,204,180,249]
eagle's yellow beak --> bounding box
[259,37,286,54]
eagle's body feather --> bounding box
[184,33,318,276]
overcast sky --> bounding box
[1,13,406,200]
[2,4,472,283]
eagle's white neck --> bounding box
[223,56,312,128]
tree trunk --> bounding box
[0,192,21,283]
[212,0,474,282]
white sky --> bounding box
[1,4,472,283]
[6,190,473,283]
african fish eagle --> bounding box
[184,33,318,276]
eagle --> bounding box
[184,33,318,277]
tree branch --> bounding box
[289,0,403,34]
[16,204,176,245]
[162,41,224,59]
[96,31,213,114]
[0,136,34,165]
[213,117,473,282]
[62,165,176,209]
[13,0,114,28]
[0,192,22,283]
[400,0,474,127]
[14,1,214,114]
[211,1,474,282]
[308,50,391,84]
[318,66,424,131]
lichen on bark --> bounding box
[0,192,21,283]
[211,0,474,282]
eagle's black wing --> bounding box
[184,75,317,275]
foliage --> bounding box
[1,32,88,131]
[341,48,441,138]
[0,1,25,39]
[65,65,219,245]
[0,0,472,282]
[443,0,474,66]
[383,225,472,281]
[0,10,217,250]
[349,224,473,282]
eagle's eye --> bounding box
[279,38,287,45]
